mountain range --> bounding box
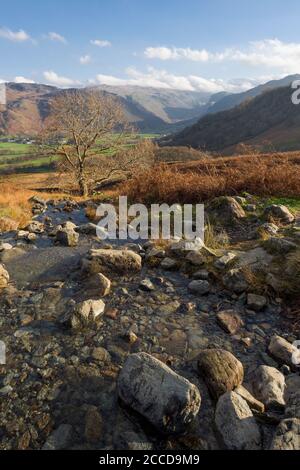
[1,75,300,154]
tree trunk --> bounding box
[78,168,88,197]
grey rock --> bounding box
[84,249,142,274]
[247,293,267,311]
[118,352,201,434]
[160,257,177,270]
[263,205,295,224]
[264,237,297,254]
[215,392,261,450]
[207,197,246,225]
[188,280,210,295]
[71,299,105,329]
[251,366,286,409]
[42,424,73,450]
[216,310,244,335]
[268,335,299,369]
[56,228,79,247]
[139,278,155,292]
[223,268,248,294]
[270,418,300,450]
[215,252,236,270]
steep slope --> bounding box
[168,85,300,153]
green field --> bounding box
[0,133,160,174]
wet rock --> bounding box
[56,228,79,247]
[215,392,261,450]
[197,349,244,399]
[216,310,244,335]
[268,335,299,369]
[263,205,295,224]
[223,268,248,294]
[42,424,73,450]
[251,366,286,410]
[247,293,267,311]
[0,264,9,288]
[76,223,97,235]
[84,249,142,275]
[0,242,13,252]
[270,418,300,450]
[188,280,210,295]
[71,299,105,329]
[118,352,201,434]
[85,406,103,443]
[91,347,111,363]
[192,269,209,280]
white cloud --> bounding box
[80,55,92,65]
[144,39,300,74]
[0,27,31,42]
[95,67,257,94]
[14,76,35,84]
[43,70,81,87]
[90,39,111,48]
[47,32,67,44]
[145,46,210,62]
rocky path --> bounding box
[0,196,299,450]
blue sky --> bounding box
[1,0,300,93]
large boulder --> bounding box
[223,268,249,294]
[207,196,246,225]
[117,352,201,434]
[250,366,286,410]
[268,335,299,370]
[270,418,300,450]
[263,205,295,224]
[0,264,9,288]
[215,392,261,450]
[197,349,244,399]
[83,249,142,275]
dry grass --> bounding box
[0,183,33,230]
[124,152,300,204]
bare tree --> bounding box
[40,89,129,196]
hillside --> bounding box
[0,83,220,136]
[167,85,300,153]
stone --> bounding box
[188,280,210,295]
[270,418,300,450]
[139,278,155,292]
[263,205,295,224]
[92,347,111,363]
[247,293,267,311]
[85,407,103,443]
[42,424,73,450]
[71,299,105,329]
[117,352,201,434]
[257,223,279,237]
[223,268,248,294]
[285,374,300,419]
[76,223,97,235]
[215,252,236,270]
[216,310,244,335]
[89,273,111,296]
[207,196,246,225]
[268,335,299,369]
[56,228,79,247]
[160,257,177,270]
[235,385,265,413]
[192,269,209,280]
[197,349,244,399]
[0,242,13,252]
[215,392,261,450]
[84,249,142,275]
[186,251,205,266]
[0,264,9,288]
[25,221,44,234]
[145,247,166,259]
[264,237,297,254]
[251,366,286,409]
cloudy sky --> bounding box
[1,0,300,93]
